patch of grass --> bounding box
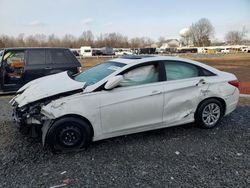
[238,97,250,106]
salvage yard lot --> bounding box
[1,54,250,187]
[0,96,250,187]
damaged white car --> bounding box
[10,55,239,152]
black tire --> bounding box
[195,99,224,129]
[46,117,92,153]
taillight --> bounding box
[228,80,239,88]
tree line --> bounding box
[0,32,154,49]
[0,18,248,49]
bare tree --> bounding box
[190,18,214,46]
[61,34,76,48]
[130,37,154,48]
[0,31,153,48]
[225,27,248,45]
[79,30,94,47]
[47,34,61,47]
[0,39,4,48]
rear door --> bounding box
[47,49,80,75]
[23,49,47,83]
[162,61,209,126]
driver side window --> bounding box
[119,64,159,87]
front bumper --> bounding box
[12,104,44,137]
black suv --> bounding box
[0,48,81,93]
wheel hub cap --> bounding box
[202,103,221,126]
[59,126,81,147]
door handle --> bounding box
[196,79,206,86]
[44,67,52,70]
[150,90,162,96]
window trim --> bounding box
[162,60,216,81]
[118,61,165,81]
[95,61,165,91]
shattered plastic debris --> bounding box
[236,153,243,156]
[50,178,70,188]
[60,171,67,175]
[49,184,67,188]
[175,151,180,155]
[63,178,70,185]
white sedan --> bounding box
[11,55,239,152]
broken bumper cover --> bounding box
[12,103,44,129]
[12,107,22,127]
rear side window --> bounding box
[201,68,216,76]
[28,49,45,65]
[50,49,70,64]
[164,61,199,81]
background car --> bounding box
[11,55,239,152]
[0,47,81,93]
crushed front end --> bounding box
[11,99,48,137]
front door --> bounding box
[1,50,26,92]
[100,63,164,135]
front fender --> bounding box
[41,119,53,147]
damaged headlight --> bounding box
[29,105,41,115]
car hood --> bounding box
[14,72,85,107]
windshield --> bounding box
[74,61,125,86]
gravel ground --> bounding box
[0,96,250,187]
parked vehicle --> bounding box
[80,46,92,57]
[178,47,198,53]
[241,47,250,53]
[0,48,81,93]
[139,48,156,54]
[92,49,103,56]
[101,47,115,55]
[221,48,230,53]
[115,49,133,56]
[11,55,239,152]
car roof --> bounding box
[110,55,194,64]
[3,47,69,51]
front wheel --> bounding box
[46,117,92,153]
[196,99,224,129]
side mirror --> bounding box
[104,75,123,90]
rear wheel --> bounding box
[196,99,224,128]
[46,117,92,153]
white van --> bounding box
[80,46,92,57]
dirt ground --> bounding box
[79,53,250,94]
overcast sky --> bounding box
[0,0,250,41]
